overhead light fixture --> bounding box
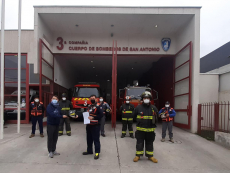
[155,25,158,28]
[91,61,93,63]
[111,25,114,27]
[132,68,134,70]
[96,75,98,77]
[93,67,95,68]
[107,80,110,82]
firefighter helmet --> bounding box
[140,91,152,100]
[62,93,67,97]
[126,96,131,100]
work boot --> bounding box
[161,138,165,142]
[148,157,158,163]
[40,133,44,138]
[67,132,71,136]
[169,138,174,143]
[94,153,100,160]
[101,134,106,137]
[82,151,93,155]
[133,156,140,162]
[48,152,54,158]
[53,151,60,156]
[58,133,63,136]
[121,134,126,138]
[130,134,134,138]
[29,134,35,138]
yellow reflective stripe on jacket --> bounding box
[122,131,126,134]
[146,151,153,155]
[129,131,133,133]
[136,127,155,132]
[122,118,128,120]
[128,118,133,121]
[61,108,70,110]
[136,151,144,155]
[122,111,133,113]
[136,115,153,119]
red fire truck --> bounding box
[117,83,158,120]
[71,83,100,116]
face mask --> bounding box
[35,99,39,103]
[91,99,95,104]
[165,105,170,108]
[52,100,58,104]
[126,101,130,104]
[62,97,66,101]
[99,99,103,102]
[143,99,150,104]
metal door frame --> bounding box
[173,42,192,129]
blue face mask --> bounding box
[52,99,58,104]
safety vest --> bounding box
[31,102,44,116]
[121,103,134,120]
[87,103,100,125]
[160,107,174,122]
[135,104,157,132]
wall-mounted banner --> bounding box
[161,38,171,52]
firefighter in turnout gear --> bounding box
[58,93,73,136]
[133,91,158,163]
[29,95,45,138]
[159,101,176,143]
[120,96,135,138]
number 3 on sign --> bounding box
[57,37,64,50]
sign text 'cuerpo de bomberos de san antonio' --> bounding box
[56,37,160,52]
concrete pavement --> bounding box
[0,122,230,173]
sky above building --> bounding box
[1,0,230,57]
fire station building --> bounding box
[0,6,201,133]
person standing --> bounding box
[120,96,135,138]
[58,93,73,136]
[77,95,103,160]
[46,95,67,158]
[159,101,176,143]
[98,96,111,137]
[133,91,158,163]
[29,95,45,138]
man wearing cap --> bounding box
[159,101,176,143]
[120,96,135,138]
[58,93,73,136]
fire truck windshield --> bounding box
[127,88,150,99]
[73,87,100,98]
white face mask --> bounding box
[165,105,170,108]
[143,99,150,104]
[35,99,39,103]
[62,97,66,101]
[100,99,103,102]
[126,101,130,104]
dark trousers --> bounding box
[59,117,71,134]
[31,116,43,134]
[122,120,133,135]
[47,124,59,153]
[162,121,173,139]
[86,125,100,154]
[135,130,155,157]
[100,115,106,135]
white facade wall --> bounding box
[219,72,230,102]
[175,10,200,133]
[199,74,219,103]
